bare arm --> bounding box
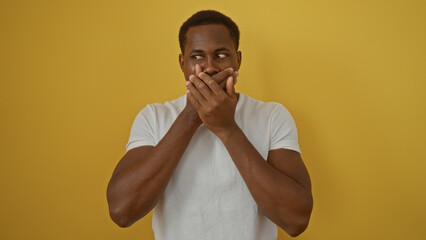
[107,67,237,227]
[106,107,201,228]
[186,71,313,237]
[219,130,313,237]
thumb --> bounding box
[195,64,202,77]
[226,76,235,97]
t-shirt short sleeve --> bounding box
[126,105,156,151]
[269,104,301,154]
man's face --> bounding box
[179,24,241,81]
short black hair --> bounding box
[179,10,240,53]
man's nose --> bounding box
[202,58,220,76]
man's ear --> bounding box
[237,51,242,70]
[179,53,184,72]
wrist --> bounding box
[180,107,202,130]
[215,123,241,142]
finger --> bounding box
[219,70,238,89]
[190,74,215,100]
[219,78,227,90]
[203,73,224,96]
[198,72,223,95]
[199,71,234,94]
[186,78,207,103]
[195,64,202,76]
[186,90,202,111]
[233,71,239,85]
[212,67,233,84]
[225,76,236,97]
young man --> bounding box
[107,10,313,239]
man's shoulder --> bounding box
[142,95,186,113]
[239,93,288,115]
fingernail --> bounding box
[235,71,239,77]
[189,75,194,81]
[186,90,190,93]
[185,81,190,86]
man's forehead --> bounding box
[185,24,234,52]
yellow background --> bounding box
[1,0,425,239]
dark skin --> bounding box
[107,24,313,237]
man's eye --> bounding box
[191,55,203,60]
[217,53,227,59]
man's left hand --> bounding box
[186,68,239,138]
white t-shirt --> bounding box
[127,93,301,240]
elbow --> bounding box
[112,217,131,228]
[107,188,152,228]
[280,194,313,237]
[285,215,311,237]
[107,188,134,228]
[109,204,152,228]
[108,204,133,228]
[277,212,311,237]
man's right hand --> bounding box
[108,66,238,228]
[182,64,238,127]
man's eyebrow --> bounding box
[215,47,231,52]
[190,49,204,54]
[189,47,231,54]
